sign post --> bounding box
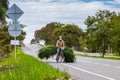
[6,4,24,58]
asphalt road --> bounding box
[22,44,120,80]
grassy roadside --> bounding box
[75,53,120,60]
[0,48,69,80]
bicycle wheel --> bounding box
[59,51,63,63]
[56,52,62,63]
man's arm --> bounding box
[63,41,65,47]
[56,40,59,47]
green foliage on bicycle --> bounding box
[38,45,76,62]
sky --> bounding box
[7,0,120,44]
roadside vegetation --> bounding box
[0,48,69,80]
[76,53,120,60]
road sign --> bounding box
[6,4,24,21]
[8,24,22,37]
[6,4,24,59]
[10,40,20,45]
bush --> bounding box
[1,44,10,53]
[38,45,76,62]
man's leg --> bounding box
[56,48,60,60]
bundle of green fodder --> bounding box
[38,45,76,62]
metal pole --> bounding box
[14,6,16,59]
[14,20,17,59]
[14,37,16,58]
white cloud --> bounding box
[39,0,53,3]
[106,1,116,5]
[7,1,120,44]
[114,0,120,4]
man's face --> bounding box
[59,36,62,40]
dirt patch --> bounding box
[0,64,15,71]
[0,52,10,60]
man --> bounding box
[56,36,65,61]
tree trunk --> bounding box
[102,39,105,58]
[102,48,105,58]
[119,52,120,56]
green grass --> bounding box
[76,54,120,60]
[0,48,69,80]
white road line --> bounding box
[62,63,115,80]
[79,60,86,62]
[95,63,100,64]
[87,61,92,63]
[103,64,111,67]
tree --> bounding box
[53,24,83,48]
[110,14,120,56]
[85,10,117,57]
[0,24,26,53]
[34,22,64,45]
[0,26,10,53]
[0,0,9,53]
[0,0,9,23]
[79,32,88,52]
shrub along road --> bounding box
[22,44,120,80]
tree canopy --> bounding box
[35,22,84,48]
[53,24,83,47]
[85,10,120,56]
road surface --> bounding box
[22,44,120,80]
